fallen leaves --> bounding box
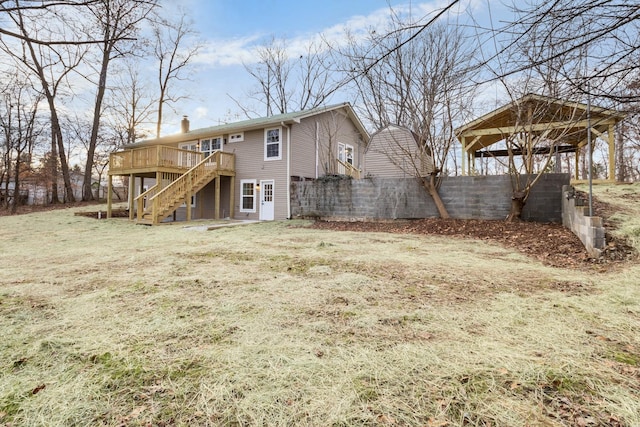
[311,218,636,270]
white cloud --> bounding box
[193,1,475,69]
[194,34,263,67]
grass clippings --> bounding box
[1,187,639,426]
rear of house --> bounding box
[107,103,369,224]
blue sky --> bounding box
[161,0,503,133]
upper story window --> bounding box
[229,132,244,142]
[265,127,282,160]
[200,137,223,156]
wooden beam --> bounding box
[128,174,135,221]
[608,123,615,182]
[107,175,113,218]
[461,137,466,176]
[474,145,578,157]
[214,177,220,220]
[460,118,618,138]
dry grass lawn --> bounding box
[1,184,639,426]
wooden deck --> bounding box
[108,145,235,175]
[107,146,235,224]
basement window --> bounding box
[240,179,256,212]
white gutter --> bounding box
[281,121,291,219]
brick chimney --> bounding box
[181,115,190,133]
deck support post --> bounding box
[608,123,615,182]
[229,176,235,219]
[107,175,113,218]
[128,174,135,220]
[186,176,192,222]
[215,177,220,220]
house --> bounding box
[364,125,435,178]
[106,103,369,224]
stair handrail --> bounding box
[336,158,361,179]
[134,183,160,221]
[145,151,222,223]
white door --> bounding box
[259,180,274,221]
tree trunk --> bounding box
[84,45,112,201]
[421,174,450,219]
[11,151,22,214]
[507,191,525,222]
[50,128,59,203]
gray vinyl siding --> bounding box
[291,112,366,179]
[230,127,289,220]
[365,127,433,178]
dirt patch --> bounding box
[74,209,129,219]
[311,218,636,270]
[0,201,103,217]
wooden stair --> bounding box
[136,152,224,225]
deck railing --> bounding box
[336,159,361,179]
[109,146,204,173]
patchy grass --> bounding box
[1,195,639,426]
[580,182,640,251]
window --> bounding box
[199,137,223,156]
[338,142,354,165]
[229,132,244,142]
[181,194,196,208]
[240,179,256,212]
[179,142,199,167]
[265,127,282,160]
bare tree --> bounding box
[484,0,640,106]
[239,37,341,117]
[0,1,103,45]
[470,1,628,220]
[342,19,478,218]
[107,59,156,147]
[0,73,45,212]
[151,11,201,137]
[80,0,157,201]
[1,5,87,202]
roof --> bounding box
[366,124,420,153]
[128,102,370,147]
[455,93,625,153]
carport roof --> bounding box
[455,93,625,153]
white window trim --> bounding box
[229,132,244,143]
[240,179,257,213]
[264,127,282,161]
[181,194,196,208]
[338,142,354,165]
[198,137,224,154]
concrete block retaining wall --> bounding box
[291,173,570,223]
[562,185,606,257]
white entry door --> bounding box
[259,180,274,221]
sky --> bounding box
[158,0,508,133]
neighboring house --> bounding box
[106,103,369,224]
[364,125,435,178]
[1,170,86,205]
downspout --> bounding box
[281,121,291,219]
